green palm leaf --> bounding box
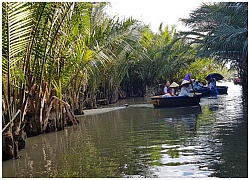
[2,2,32,75]
[2,2,33,127]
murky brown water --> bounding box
[2,82,247,178]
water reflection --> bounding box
[165,114,197,135]
[2,82,247,178]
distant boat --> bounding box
[192,72,228,96]
[191,86,228,97]
[151,93,201,108]
[233,78,241,85]
[233,73,241,85]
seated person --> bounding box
[163,81,170,94]
[178,80,195,97]
[162,81,171,97]
[208,78,216,89]
[169,81,179,96]
[193,80,204,90]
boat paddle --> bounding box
[188,75,195,95]
[188,75,199,106]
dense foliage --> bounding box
[180,2,248,91]
[2,2,247,160]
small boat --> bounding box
[151,93,202,108]
[233,73,241,85]
[217,86,228,94]
[191,86,228,96]
[195,72,228,96]
[233,78,241,85]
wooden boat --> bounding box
[151,93,202,108]
[191,86,228,96]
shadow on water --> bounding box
[2,82,247,178]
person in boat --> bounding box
[208,78,216,90]
[178,80,195,97]
[163,81,171,94]
[162,81,172,97]
[193,80,204,90]
[169,81,179,96]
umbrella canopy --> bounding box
[205,73,224,81]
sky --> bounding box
[105,1,204,32]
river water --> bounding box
[2,82,248,178]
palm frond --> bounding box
[7,3,32,53]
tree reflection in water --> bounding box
[2,82,247,178]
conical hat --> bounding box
[169,82,179,88]
[181,79,190,86]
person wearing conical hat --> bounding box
[169,81,179,96]
[178,80,194,97]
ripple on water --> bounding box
[2,82,247,178]
[134,143,221,178]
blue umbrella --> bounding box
[205,73,224,81]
